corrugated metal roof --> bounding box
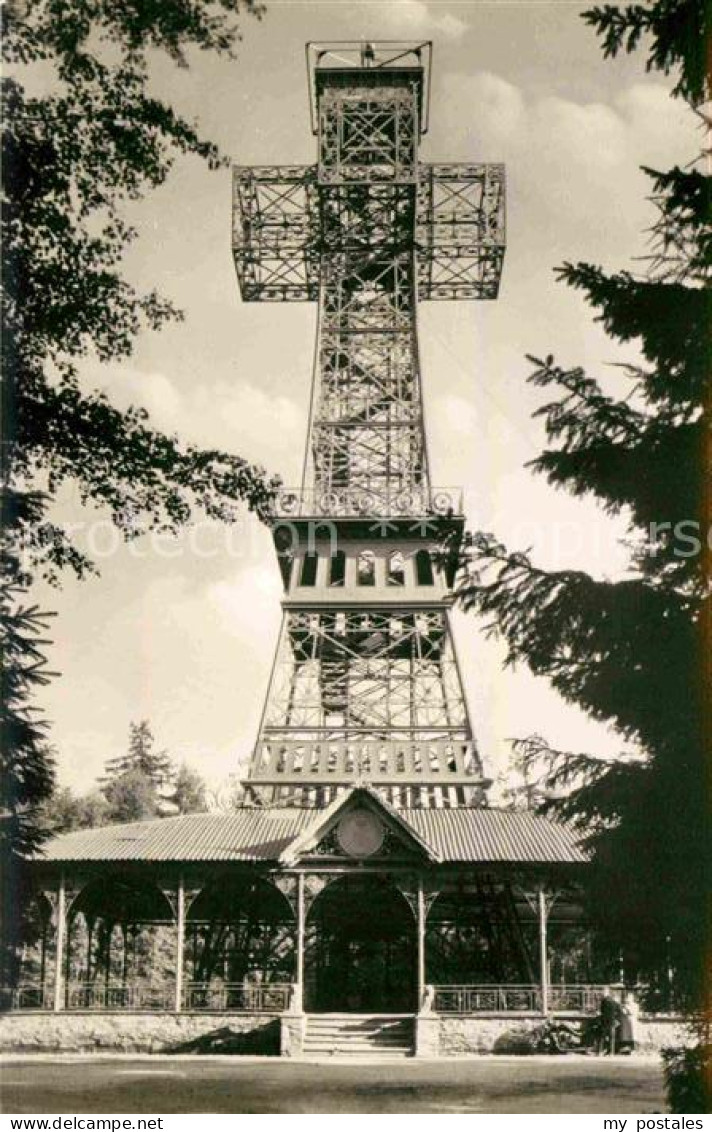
[37,810,313,862]
[403,808,587,865]
[36,804,585,866]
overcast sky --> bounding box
[33,0,698,795]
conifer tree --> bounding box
[102,721,174,790]
[0,575,57,984]
[455,0,710,1026]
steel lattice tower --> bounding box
[232,41,505,808]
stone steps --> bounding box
[303,1014,414,1058]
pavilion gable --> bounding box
[279,786,441,866]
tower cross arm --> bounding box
[232,160,506,304]
[417,162,506,300]
[232,164,320,302]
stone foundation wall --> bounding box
[0,1011,691,1057]
[438,1014,691,1057]
[0,1013,282,1055]
[438,1014,543,1056]
[633,1018,692,1053]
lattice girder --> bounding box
[309,241,428,501]
[318,84,418,185]
[322,254,414,328]
[321,184,415,251]
[258,609,470,743]
[232,165,319,301]
[417,163,506,299]
[312,422,426,496]
[319,332,418,423]
[232,164,505,303]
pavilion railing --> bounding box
[433,984,607,1015]
[65,983,174,1011]
[0,983,174,1011]
[182,982,292,1013]
[548,985,607,1014]
[1,982,293,1013]
[1,984,53,1011]
[3,982,605,1015]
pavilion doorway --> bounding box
[304,876,416,1013]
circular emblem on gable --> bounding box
[336,809,385,858]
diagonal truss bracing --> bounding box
[263,610,468,740]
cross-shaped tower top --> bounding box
[232,42,505,808]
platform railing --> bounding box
[250,737,481,786]
[271,484,463,520]
[433,984,607,1015]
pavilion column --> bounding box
[537,887,549,1016]
[85,917,94,983]
[414,876,440,1057]
[121,925,129,988]
[39,919,47,999]
[174,872,185,1014]
[53,871,66,1013]
[104,926,112,993]
[293,873,305,1013]
[416,875,426,1011]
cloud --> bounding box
[436,392,479,437]
[368,0,467,40]
[206,567,282,631]
[439,71,699,240]
[615,82,702,167]
[432,11,468,40]
[428,69,703,334]
[88,365,303,475]
[464,72,525,140]
[534,96,627,172]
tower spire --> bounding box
[232,41,505,808]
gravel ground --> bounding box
[0,1054,666,1114]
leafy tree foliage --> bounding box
[172,762,208,814]
[454,0,710,1024]
[102,768,159,824]
[40,786,109,834]
[0,1,268,869]
[2,0,272,584]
